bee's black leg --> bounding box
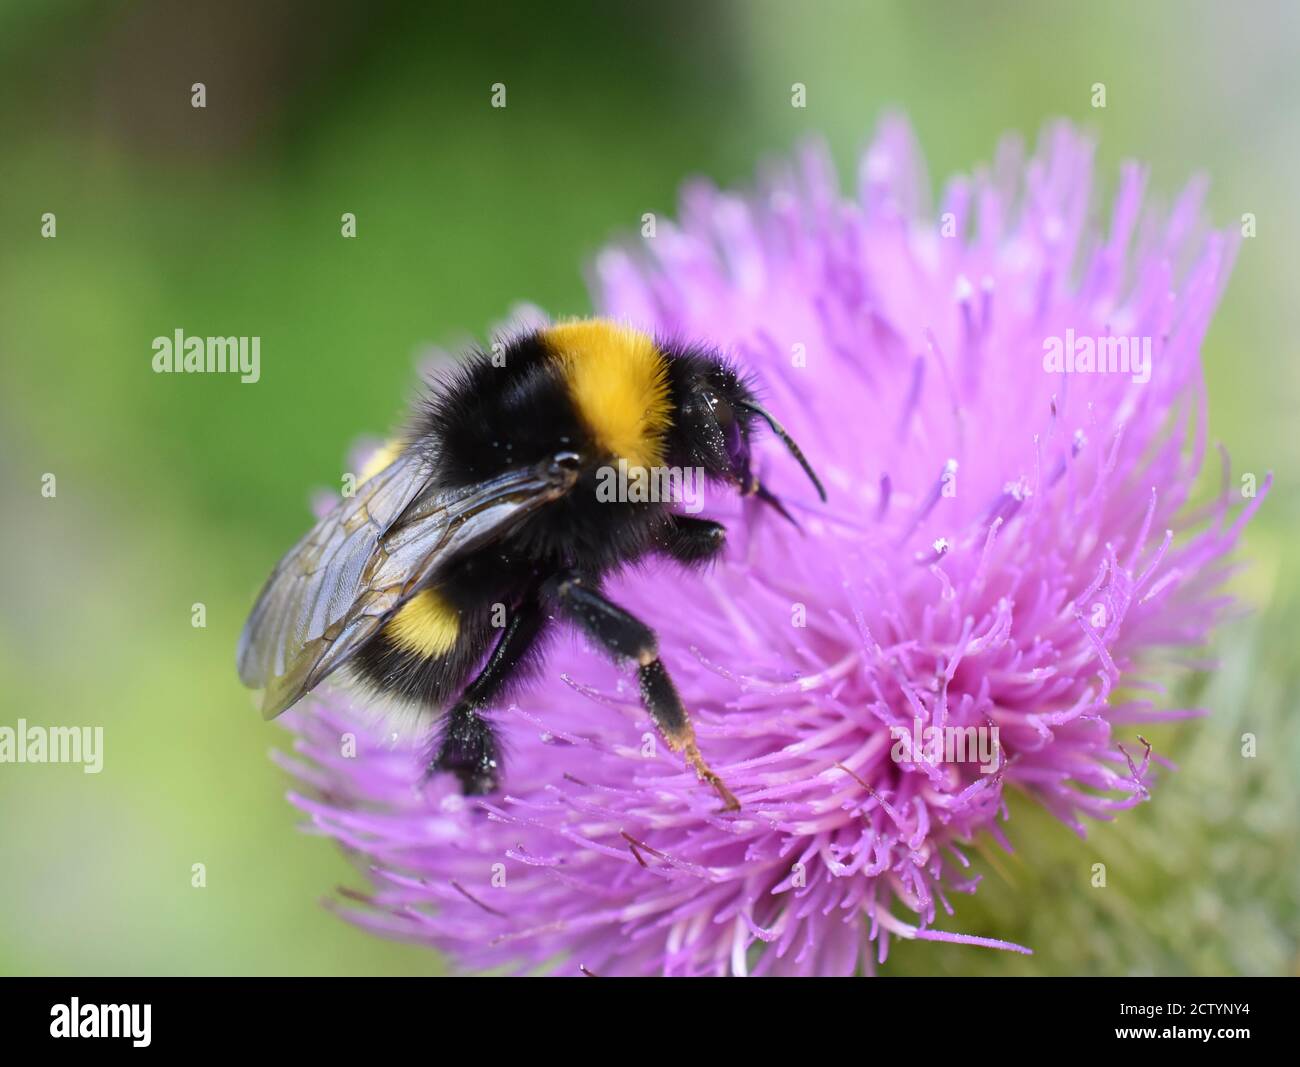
[546,572,739,811]
[429,704,501,796]
[428,596,547,795]
[653,515,728,565]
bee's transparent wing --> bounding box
[237,451,564,720]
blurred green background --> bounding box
[1,0,1295,976]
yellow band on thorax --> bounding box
[544,320,671,470]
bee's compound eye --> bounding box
[547,451,582,483]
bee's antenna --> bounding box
[735,400,827,502]
[753,481,802,530]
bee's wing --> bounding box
[237,451,565,720]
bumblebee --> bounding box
[237,319,825,809]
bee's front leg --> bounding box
[652,515,728,565]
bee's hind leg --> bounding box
[427,594,547,795]
[427,704,501,795]
[546,571,739,812]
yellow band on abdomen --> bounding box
[358,440,402,484]
[385,587,460,658]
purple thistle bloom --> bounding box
[278,117,1268,976]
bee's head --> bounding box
[670,352,826,521]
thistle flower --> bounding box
[279,117,1267,976]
